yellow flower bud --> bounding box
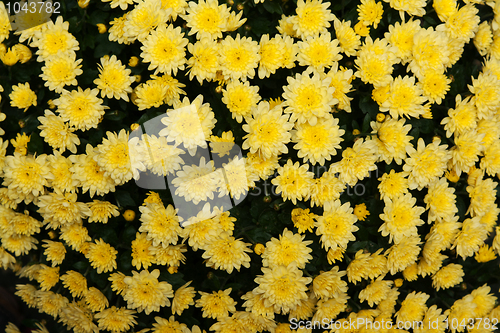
[134,75,141,83]
[376,113,386,122]
[394,278,403,287]
[352,129,361,136]
[47,99,56,109]
[123,210,135,221]
[12,44,32,63]
[128,56,139,67]
[215,86,222,93]
[130,123,140,131]
[1,48,19,66]
[78,0,90,8]
[354,21,370,37]
[254,243,265,255]
[168,266,178,274]
[96,23,107,34]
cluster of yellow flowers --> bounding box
[1,0,500,332]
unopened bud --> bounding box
[97,23,107,34]
[129,56,139,67]
[78,0,90,8]
[254,243,265,255]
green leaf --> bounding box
[362,113,371,133]
[73,261,89,271]
[27,132,44,155]
[115,190,135,207]
[88,10,109,25]
[263,1,282,14]
[104,110,127,121]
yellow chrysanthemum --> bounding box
[409,27,450,77]
[42,240,66,267]
[467,177,497,217]
[433,0,457,21]
[262,228,313,269]
[242,101,293,159]
[30,16,79,61]
[94,129,133,186]
[432,264,464,291]
[69,145,116,197]
[37,110,80,154]
[138,202,182,247]
[418,70,451,105]
[219,34,260,81]
[441,95,477,138]
[271,159,314,205]
[254,263,312,314]
[222,80,261,123]
[379,194,425,244]
[315,200,358,251]
[140,24,188,76]
[475,244,497,263]
[357,0,384,28]
[47,153,78,193]
[282,69,336,125]
[334,19,360,57]
[371,117,413,165]
[53,87,106,131]
[292,114,344,166]
[403,138,451,190]
[60,270,87,298]
[59,224,91,252]
[186,39,219,84]
[437,3,479,43]
[172,282,195,316]
[297,32,342,72]
[159,100,215,155]
[0,2,12,43]
[94,55,135,101]
[359,278,393,307]
[395,291,429,323]
[380,75,427,119]
[329,138,378,186]
[469,71,500,120]
[452,217,488,260]
[258,34,285,79]
[424,177,458,222]
[85,238,118,274]
[386,236,422,274]
[123,0,170,43]
[9,83,37,111]
[292,0,336,39]
[123,269,173,315]
[3,153,52,204]
[101,0,134,10]
[383,0,426,18]
[40,51,83,93]
[196,288,236,319]
[182,0,230,40]
[94,306,137,333]
[385,19,421,64]
[474,21,493,56]
[202,232,252,273]
[108,13,134,45]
